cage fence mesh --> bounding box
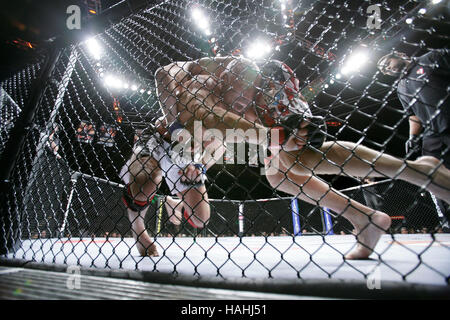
[0,0,449,286]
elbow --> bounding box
[155,66,168,83]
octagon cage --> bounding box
[0,0,449,299]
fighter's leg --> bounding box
[164,195,183,225]
[265,155,391,260]
[124,154,162,257]
[177,184,210,229]
[281,141,450,203]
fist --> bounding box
[179,164,205,184]
[282,120,310,151]
[280,114,327,151]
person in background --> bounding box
[378,49,450,231]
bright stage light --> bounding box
[85,38,102,60]
[131,84,138,91]
[340,50,369,75]
[197,18,209,30]
[192,8,211,35]
[245,40,272,60]
[192,8,204,20]
[405,18,413,24]
[418,8,427,14]
[104,75,123,88]
[432,0,442,4]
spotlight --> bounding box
[245,40,272,60]
[340,50,369,75]
[197,18,209,30]
[85,38,102,60]
[104,75,123,88]
[335,73,342,79]
[139,89,145,94]
[432,0,442,4]
[192,8,204,20]
[192,8,211,35]
[131,84,138,91]
[405,18,413,24]
[418,8,427,14]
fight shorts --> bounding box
[120,132,207,195]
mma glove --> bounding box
[267,114,327,150]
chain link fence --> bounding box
[1,0,449,289]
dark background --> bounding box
[0,0,124,80]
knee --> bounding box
[132,170,161,190]
[129,158,161,188]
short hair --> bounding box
[377,51,409,73]
[377,53,395,72]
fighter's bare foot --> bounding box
[412,156,450,204]
[136,241,159,257]
[345,211,391,260]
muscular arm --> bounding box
[181,90,266,145]
[154,57,234,121]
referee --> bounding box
[377,49,450,230]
